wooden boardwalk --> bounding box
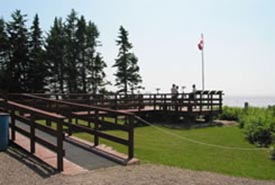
[0,91,222,171]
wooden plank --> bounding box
[7,100,64,121]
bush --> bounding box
[218,106,244,121]
[240,108,275,147]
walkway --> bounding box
[13,121,119,174]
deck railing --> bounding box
[28,91,223,114]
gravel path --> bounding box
[1,150,275,185]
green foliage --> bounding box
[219,106,275,148]
[113,26,142,94]
[28,14,47,92]
[240,108,275,147]
[0,18,9,90]
[45,17,66,93]
[218,106,244,121]
[0,9,109,94]
[6,10,30,92]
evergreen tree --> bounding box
[85,21,106,94]
[28,14,47,92]
[113,26,142,94]
[64,9,79,93]
[75,15,87,92]
[45,17,66,93]
[128,53,143,94]
[90,53,107,94]
[6,10,30,92]
[0,18,9,90]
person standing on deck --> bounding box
[171,84,177,109]
[171,84,177,97]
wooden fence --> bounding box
[6,93,135,160]
[0,98,65,171]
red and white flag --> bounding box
[198,34,204,50]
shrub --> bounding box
[241,108,275,147]
[218,106,244,121]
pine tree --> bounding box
[0,18,9,90]
[128,53,142,94]
[45,17,66,93]
[6,10,30,92]
[113,26,142,95]
[75,15,87,92]
[90,53,107,94]
[28,14,47,92]
[85,21,106,94]
[64,9,79,93]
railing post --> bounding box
[219,92,222,113]
[115,94,118,110]
[11,110,16,141]
[153,94,156,111]
[188,94,193,113]
[57,119,64,171]
[210,94,213,112]
[30,114,35,154]
[164,94,167,111]
[200,92,203,113]
[128,115,134,160]
[46,102,52,126]
[94,110,99,146]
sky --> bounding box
[1,0,275,96]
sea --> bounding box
[223,96,275,108]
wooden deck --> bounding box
[3,91,223,122]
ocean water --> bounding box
[223,96,275,107]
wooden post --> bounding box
[188,94,192,113]
[164,94,167,112]
[11,110,16,141]
[30,114,35,154]
[128,115,134,159]
[94,110,99,146]
[244,102,249,109]
[200,92,202,113]
[210,94,213,112]
[115,94,118,110]
[46,102,52,126]
[219,92,222,113]
[88,111,91,127]
[57,119,64,171]
[153,94,156,111]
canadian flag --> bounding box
[198,34,204,50]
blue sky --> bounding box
[1,0,275,96]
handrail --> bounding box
[8,93,135,160]
[3,100,65,171]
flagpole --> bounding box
[201,33,205,91]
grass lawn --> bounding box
[73,124,275,180]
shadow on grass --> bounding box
[5,142,58,178]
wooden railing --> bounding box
[29,91,223,114]
[0,98,65,171]
[7,93,135,160]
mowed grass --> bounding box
[74,124,275,180]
